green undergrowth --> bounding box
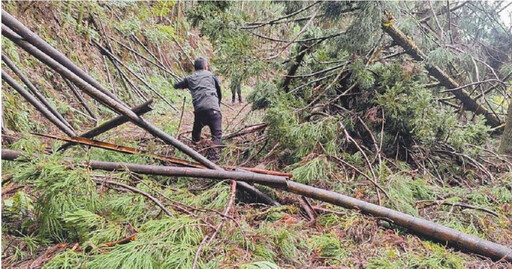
[366,242,466,269]
[3,147,511,267]
[289,156,334,185]
[44,217,209,269]
[4,130,511,268]
[2,148,228,267]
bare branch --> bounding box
[264,8,320,61]
[93,177,174,218]
[241,1,321,29]
[440,79,504,93]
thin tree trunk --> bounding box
[63,77,98,121]
[58,99,153,151]
[1,71,76,136]
[94,40,177,112]
[2,54,74,130]
[282,43,309,93]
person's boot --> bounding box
[232,98,235,105]
[239,97,243,103]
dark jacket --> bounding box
[174,70,222,112]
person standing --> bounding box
[174,57,222,160]
[231,74,242,104]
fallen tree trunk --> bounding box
[91,12,149,100]
[89,16,168,106]
[381,13,502,128]
[1,21,279,206]
[95,40,178,112]
[1,70,77,137]
[130,34,167,70]
[108,36,179,79]
[59,99,154,151]
[2,148,511,262]
[62,77,98,121]
[40,132,293,177]
[2,10,125,106]
[282,43,310,93]
[2,54,74,130]
[109,54,147,101]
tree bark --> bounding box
[58,100,153,151]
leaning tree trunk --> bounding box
[500,100,512,156]
[381,13,501,129]
[282,43,310,93]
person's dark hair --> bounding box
[194,57,207,70]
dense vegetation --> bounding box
[2,1,511,268]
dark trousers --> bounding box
[231,80,242,102]
[192,109,222,157]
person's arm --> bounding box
[174,77,188,89]
[214,75,222,105]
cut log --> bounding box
[40,132,293,178]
